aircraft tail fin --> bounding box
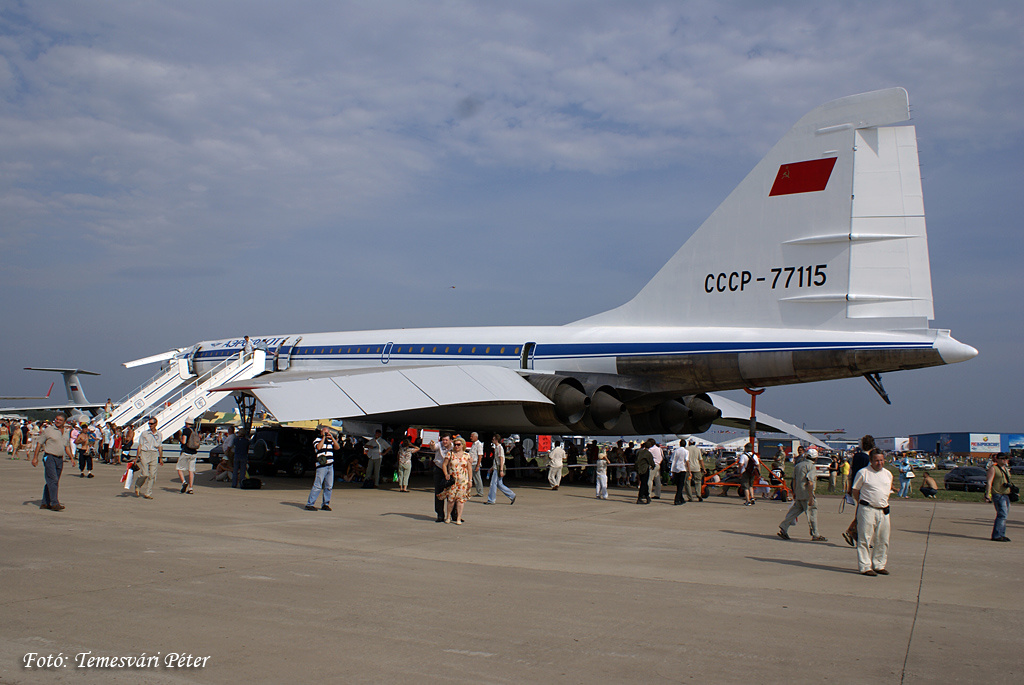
[577,88,934,331]
[24,368,98,406]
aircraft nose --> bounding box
[935,332,978,364]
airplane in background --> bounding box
[118,88,975,443]
[0,368,104,423]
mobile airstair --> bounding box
[142,350,269,440]
[106,356,198,427]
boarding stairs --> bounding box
[106,356,197,427]
[144,350,270,441]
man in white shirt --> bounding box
[547,441,566,490]
[670,444,689,505]
[738,443,759,506]
[468,432,485,497]
[851,448,895,576]
[649,441,664,499]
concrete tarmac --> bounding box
[1,458,1021,684]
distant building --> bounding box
[909,432,1023,457]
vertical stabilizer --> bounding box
[577,88,934,331]
[23,368,98,406]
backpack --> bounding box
[241,477,262,490]
[743,454,759,477]
[186,427,202,450]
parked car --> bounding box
[1010,460,1024,476]
[938,459,959,470]
[910,458,937,471]
[205,443,224,466]
[813,456,832,480]
[247,426,319,477]
[715,451,738,471]
[943,466,988,492]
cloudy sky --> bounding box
[1,1,1021,439]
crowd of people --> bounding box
[10,413,1017,570]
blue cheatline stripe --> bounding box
[193,339,931,364]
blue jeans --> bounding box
[992,494,1009,539]
[487,470,515,503]
[307,464,334,507]
[898,475,912,497]
[232,456,248,487]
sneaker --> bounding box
[87,473,94,478]
[142,494,153,500]
[861,570,877,576]
[304,505,317,511]
[842,531,855,547]
[509,496,516,505]
[811,535,828,542]
[993,536,1011,542]
[181,482,188,493]
[874,568,889,575]
[777,529,790,540]
[321,504,332,511]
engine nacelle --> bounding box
[628,394,721,435]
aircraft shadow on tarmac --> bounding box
[745,556,857,575]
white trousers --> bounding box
[648,468,661,497]
[856,505,890,572]
[596,473,608,499]
[548,465,562,487]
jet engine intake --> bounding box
[524,375,589,427]
[588,385,625,430]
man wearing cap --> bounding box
[31,414,74,511]
[135,417,164,499]
[778,448,827,542]
[985,452,1013,542]
[851,448,895,576]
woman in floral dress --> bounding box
[439,436,471,524]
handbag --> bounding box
[1009,484,1020,503]
[444,475,456,489]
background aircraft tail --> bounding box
[578,88,934,332]
[24,367,98,406]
